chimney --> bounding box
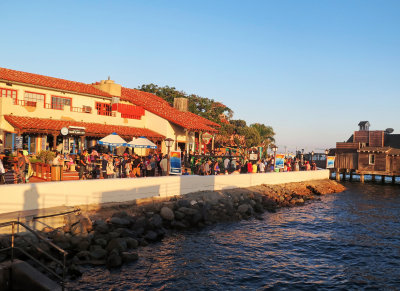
[173,98,188,112]
[358,121,370,131]
[92,79,121,97]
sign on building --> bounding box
[201,132,213,145]
[275,154,285,169]
[327,156,335,168]
[15,136,23,149]
[169,151,182,175]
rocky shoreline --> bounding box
[0,179,345,279]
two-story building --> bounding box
[0,67,219,155]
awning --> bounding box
[4,115,165,140]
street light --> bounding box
[311,150,314,163]
[272,145,278,171]
[325,149,329,169]
[164,138,174,176]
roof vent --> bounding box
[358,121,370,131]
[385,128,394,134]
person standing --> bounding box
[78,149,88,180]
[160,155,168,176]
[17,151,26,183]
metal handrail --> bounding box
[0,220,68,290]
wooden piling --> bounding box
[336,169,340,181]
[392,176,396,184]
[349,171,353,181]
[372,175,376,182]
[381,175,385,184]
[360,174,365,183]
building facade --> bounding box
[0,67,219,155]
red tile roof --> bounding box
[0,67,112,98]
[121,88,219,133]
[0,67,219,133]
[4,115,164,140]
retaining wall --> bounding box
[0,170,329,215]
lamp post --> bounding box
[311,151,314,163]
[164,138,174,176]
[301,149,304,164]
[325,149,329,169]
[272,145,278,171]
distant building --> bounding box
[335,121,400,176]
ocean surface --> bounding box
[68,182,400,290]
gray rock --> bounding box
[106,238,128,253]
[132,216,147,229]
[237,204,250,214]
[71,223,88,236]
[174,211,185,220]
[171,220,188,229]
[177,199,191,208]
[149,214,163,229]
[111,211,129,218]
[144,231,158,242]
[77,240,90,251]
[90,248,107,260]
[121,251,139,263]
[107,249,122,269]
[80,213,93,232]
[160,207,174,221]
[109,231,121,239]
[110,217,131,227]
[94,238,108,248]
[126,238,139,249]
[116,228,137,238]
[76,251,90,261]
[178,207,199,216]
[94,220,109,234]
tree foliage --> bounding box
[138,83,275,150]
[138,83,233,123]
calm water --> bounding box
[68,182,400,290]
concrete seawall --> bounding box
[0,170,329,215]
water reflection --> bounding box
[68,182,400,290]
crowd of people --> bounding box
[0,150,33,184]
[0,148,318,184]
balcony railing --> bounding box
[14,100,37,107]
[71,106,92,113]
[97,110,116,117]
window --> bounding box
[24,91,45,106]
[96,102,112,116]
[0,88,17,102]
[51,96,71,110]
[369,154,375,165]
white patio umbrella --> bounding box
[127,136,157,149]
[98,132,127,147]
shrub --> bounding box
[37,150,56,164]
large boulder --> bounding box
[177,207,199,216]
[106,238,128,253]
[125,238,139,249]
[121,251,139,263]
[110,217,131,227]
[107,249,122,269]
[149,214,163,229]
[90,248,107,260]
[93,220,109,234]
[144,231,158,242]
[160,207,174,221]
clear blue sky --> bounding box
[2,1,399,153]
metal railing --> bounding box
[0,221,68,290]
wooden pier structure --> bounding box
[333,121,400,183]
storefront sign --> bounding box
[15,136,23,149]
[68,126,85,135]
[327,156,335,168]
[275,154,285,169]
[249,153,258,161]
[63,138,70,152]
[201,132,213,145]
[61,127,69,136]
[169,151,182,175]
